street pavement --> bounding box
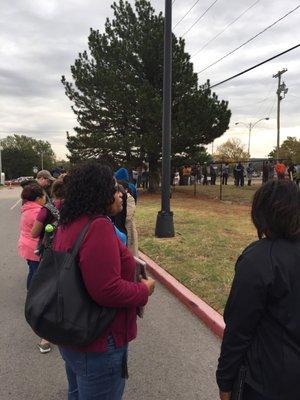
[0,187,220,399]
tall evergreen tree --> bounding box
[62,0,231,189]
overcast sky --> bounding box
[1,0,299,160]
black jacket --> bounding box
[216,238,300,399]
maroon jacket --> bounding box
[53,215,148,352]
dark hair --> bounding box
[251,180,300,241]
[51,179,65,199]
[59,162,116,225]
[20,179,36,188]
[21,184,44,202]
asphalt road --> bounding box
[0,187,220,400]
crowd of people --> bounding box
[14,161,300,400]
[174,160,300,188]
[17,163,155,399]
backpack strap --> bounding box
[70,216,108,258]
[44,202,60,222]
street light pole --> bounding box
[41,152,44,170]
[235,117,269,157]
[248,123,252,156]
[155,0,174,238]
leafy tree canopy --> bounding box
[215,138,249,162]
[1,134,56,179]
[62,0,231,189]
[269,136,300,164]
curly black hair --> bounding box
[251,180,300,241]
[59,162,116,225]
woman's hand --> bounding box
[141,277,155,296]
[219,391,231,400]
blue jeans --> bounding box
[59,337,128,400]
[26,260,39,290]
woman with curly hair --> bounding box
[217,180,300,400]
[53,162,155,400]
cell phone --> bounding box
[133,257,148,318]
[134,257,148,280]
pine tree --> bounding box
[62,0,231,189]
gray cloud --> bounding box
[0,0,299,159]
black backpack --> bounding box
[25,218,117,347]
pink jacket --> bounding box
[18,201,42,261]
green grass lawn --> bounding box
[174,180,259,204]
[136,191,257,313]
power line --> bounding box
[208,43,300,89]
[197,4,300,74]
[192,0,261,58]
[173,0,201,29]
[181,0,220,38]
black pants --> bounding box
[244,384,271,400]
[222,174,228,185]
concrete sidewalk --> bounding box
[0,188,220,399]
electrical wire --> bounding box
[173,0,201,29]
[197,4,300,75]
[192,0,261,58]
[181,0,220,38]
[208,43,300,89]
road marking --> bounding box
[10,199,21,210]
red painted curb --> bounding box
[139,251,225,339]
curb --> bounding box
[138,251,225,339]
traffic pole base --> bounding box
[155,211,175,238]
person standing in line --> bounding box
[121,181,139,257]
[202,163,208,185]
[233,163,238,186]
[115,167,137,203]
[287,163,296,181]
[210,162,217,185]
[246,162,254,186]
[53,163,155,400]
[268,160,275,180]
[18,184,51,353]
[182,165,190,185]
[31,179,65,255]
[36,170,55,202]
[221,163,229,185]
[235,162,244,187]
[111,184,127,238]
[18,184,45,288]
[131,168,138,186]
[196,164,202,184]
[262,161,269,183]
[295,163,300,187]
[217,180,300,400]
[275,160,286,180]
[141,168,149,190]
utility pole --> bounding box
[273,68,288,160]
[155,0,174,238]
[41,152,44,170]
